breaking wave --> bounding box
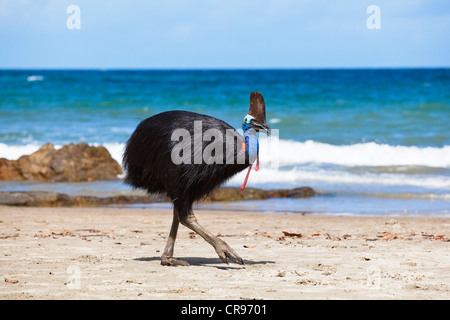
[1,140,449,190]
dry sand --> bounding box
[0,205,449,300]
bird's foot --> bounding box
[214,239,244,265]
[161,256,190,267]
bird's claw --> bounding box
[161,257,190,267]
[214,239,244,265]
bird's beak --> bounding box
[250,119,271,136]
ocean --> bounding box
[1,69,449,216]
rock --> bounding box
[0,191,65,206]
[204,186,316,202]
[0,191,156,207]
[205,187,269,202]
[0,185,316,207]
[0,143,123,182]
[285,187,316,198]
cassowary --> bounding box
[123,92,271,266]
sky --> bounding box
[0,0,449,69]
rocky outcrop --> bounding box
[206,186,316,202]
[0,187,316,207]
[0,143,123,182]
[0,191,152,207]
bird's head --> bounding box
[242,92,271,136]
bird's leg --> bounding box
[161,207,189,266]
[179,208,244,265]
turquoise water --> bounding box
[1,69,449,216]
[1,69,449,146]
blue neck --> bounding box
[243,126,259,164]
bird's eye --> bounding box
[243,115,254,124]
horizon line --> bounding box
[1,66,450,71]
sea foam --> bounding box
[26,75,44,82]
[101,140,450,169]
[1,140,449,190]
[258,139,450,168]
[2,140,449,168]
[226,166,450,189]
[0,143,42,160]
[81,140,450,190]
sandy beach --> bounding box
[1,205,449,300]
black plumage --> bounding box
[124,111,248,203]
[123,92,270,266]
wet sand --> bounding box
[0,206,449,300]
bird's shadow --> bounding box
[134,256,275,270]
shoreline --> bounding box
[1,206,449,299]
[1,189,448,218]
